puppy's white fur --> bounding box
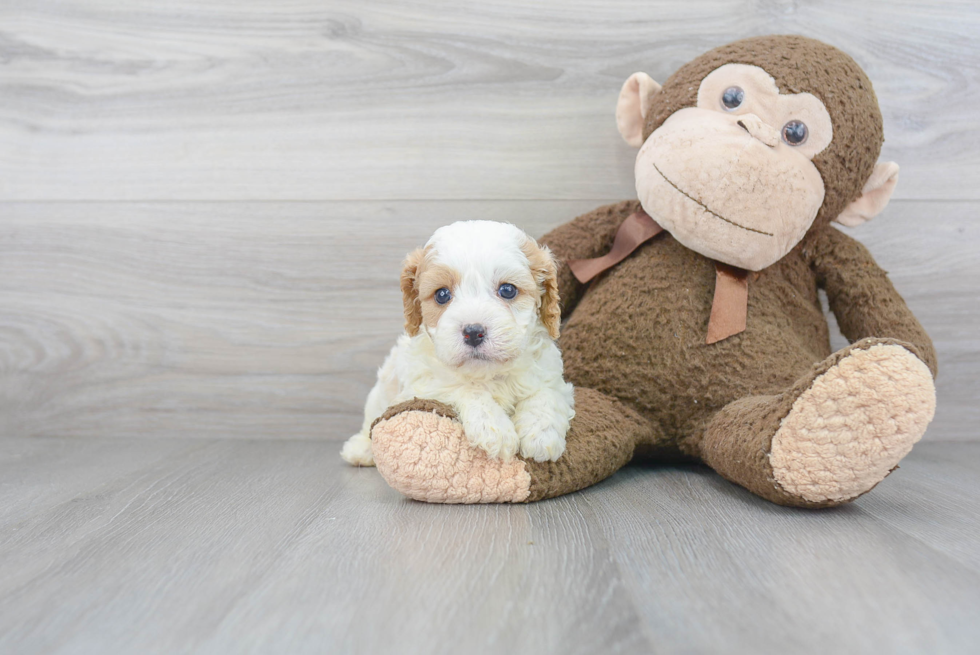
[341,220,575,466]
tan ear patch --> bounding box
[416,263,459,331]
[400,247,427,336]
[522,238,561,339]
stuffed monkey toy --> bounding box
[368,35,937,508]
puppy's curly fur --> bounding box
[341,221,575,466]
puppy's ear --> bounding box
[400,248,425,336]
[523,238,561,340]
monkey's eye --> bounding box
[721,86,744,110]
[497,283,518,300]
[434,288,452,305]
[782,120,808,146]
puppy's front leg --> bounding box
[341,353,398,467]
[340,378,388,466]
[453,391,520,461]
[514,387,574,462]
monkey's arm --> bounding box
[808,226,937,377]
[538,200,640,319]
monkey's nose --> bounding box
[736,113,779,147]
[462,324,486,347]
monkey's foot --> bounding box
[371,389,650,504]
[370,399,532,504]
[769,340,936,504]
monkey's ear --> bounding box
[616,72,662,148]
[835,162,900,227]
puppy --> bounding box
[341,220,575,466]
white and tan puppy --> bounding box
[341,220,575,467]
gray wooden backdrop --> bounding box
[1,0,978,443]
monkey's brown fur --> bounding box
[645,35,884,230]
[529,200,934,505]
[371,36,937,507]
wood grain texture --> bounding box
[585,449,980,654]
[0,437,977,654]
[858,442,980,574]
[1,200,976,441]
[0,200,597,440]
[1,4,976,652]
[0,0,978,201]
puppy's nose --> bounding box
[462,324,486,348]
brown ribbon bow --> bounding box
[567,208,749,344]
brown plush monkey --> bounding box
[369,35,937,508]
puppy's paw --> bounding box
[515,413,567,462]
[461,407,519,461]
[340,432,375,467]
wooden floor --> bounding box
[0,438,977,655]
[3,1,979,653]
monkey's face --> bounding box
[632,64,833,271]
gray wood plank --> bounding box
[0,439,364,655]
[0,438,977,655]
[583,444,980,654]
[0,0,977,201]
[0,436,204,529]
[1,199,975,441]
[857,442,980,574]
[201,481,652,655]
[0,437,652,655]
[0,199,600,441]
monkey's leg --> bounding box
[369,388,657,503]
[700,337,936,508]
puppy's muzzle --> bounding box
[462,324,486,348]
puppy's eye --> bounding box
[782,120,808,146]
[721,86,744,110]
[497,283,518,300]
[434,288,452,305]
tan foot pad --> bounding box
[371,410,531,504]
[770,344,936,503]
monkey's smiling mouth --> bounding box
[652,162,774,237]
